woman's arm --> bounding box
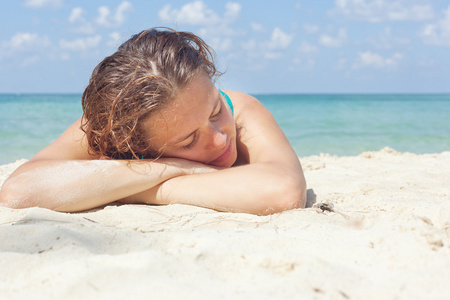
[124,91,307,215]
[134,162,304,215]
[0,118,217,212]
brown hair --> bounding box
[81,27,220,159]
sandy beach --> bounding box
[1,147,449,299]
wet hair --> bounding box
[81,27,220,159]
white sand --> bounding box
[1,148,449,299]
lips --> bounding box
[210,141,232,165]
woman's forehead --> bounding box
[143,73,218,145]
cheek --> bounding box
[225,115,237,137]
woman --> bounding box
[0,28,306,215]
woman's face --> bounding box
[143,73,237,168]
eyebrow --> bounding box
[171,93,221,145]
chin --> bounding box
[218,150,238,168]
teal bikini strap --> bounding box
[219,89,234,116]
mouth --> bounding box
[210,141,232,165]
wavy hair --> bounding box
[81,28,220,159]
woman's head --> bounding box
[81,27,221,160]
[140,72,237,168]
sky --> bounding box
[0,0,449,94]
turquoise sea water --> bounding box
[1,94,449,164]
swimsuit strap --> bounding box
[219,89,234,116]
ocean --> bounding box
[1,93,449,165]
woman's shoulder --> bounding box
[223,90,266,116]
[224,90,258,104]
[224,90,272,121]
[224,90,278,145]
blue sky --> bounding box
[1,0,449,94]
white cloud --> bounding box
[292,41,317,70]
[69,7,84,23]
[319,28,347,47]
[69,7,95,34]
[23,0,63,9]
[58,53,70,60]
[367,27,410,49]
[243,28,293,61]
[242,39,257,52]
[298,41,317,54]
[159,1,241,27]
[159,1,221,26]
[210,37,233,52]
[96,1,133,28]
[291,57,315,71]
[265,52,283,60]
[331,0,434,22]
[68,2,132,34]
[420,5,450,47]
[21,55,40,67]
[1,33,51,53]
[353,51,403,69]
[251,22,265,33]
[0,32,52,63]
[59,35,102,51]
[303,24,320,34]
[239,28,293,63]
[224,2,241,21]
[269,27,293,49]
[107,32,123,48]
[6,33,42,50]
[417,59,435,67]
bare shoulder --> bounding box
[224,90,273,130]
[225,90,277,126]
[224,90,297,165]
[225,90,264,112]
[31,117,96,162]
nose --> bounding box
[207,125,227,150]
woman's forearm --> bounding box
[0,158,216,212]
[131,162,306,215]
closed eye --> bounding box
[181,132,198,149]
[180,91,222,150]
[210,97,223,119]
